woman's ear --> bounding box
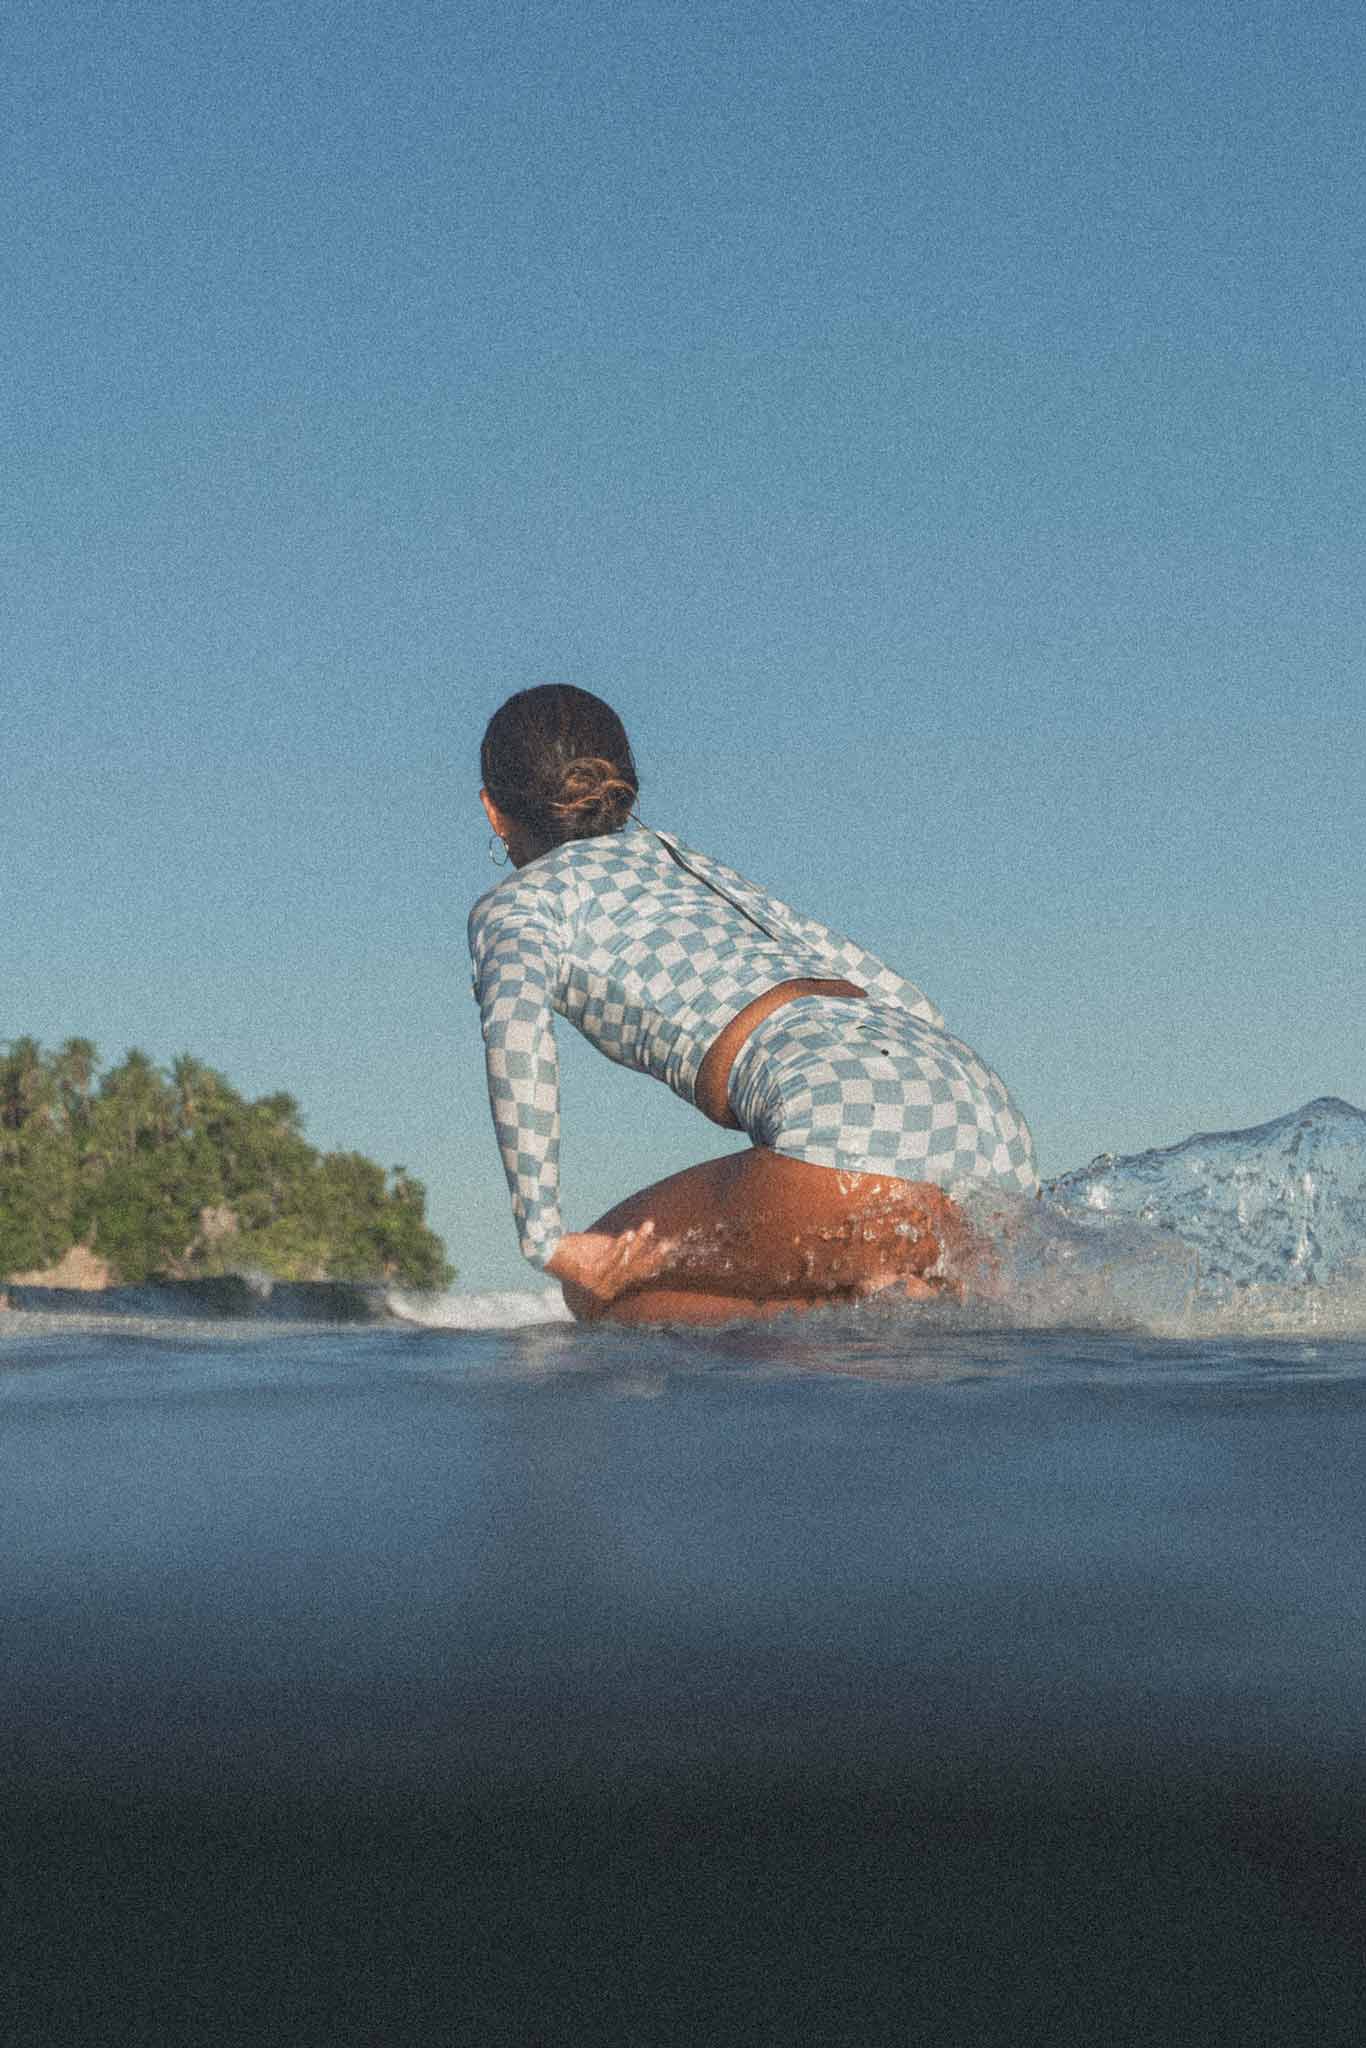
[480,787,544,869]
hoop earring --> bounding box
[489,834,510,867]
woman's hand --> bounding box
[545,1225,665,1318]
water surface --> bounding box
[5,1302,1366,2044]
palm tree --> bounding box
[0,1037,51,1133]
[256,1091,303,1135]
[52,1038,98,1127]
[96,1049,174,1162]
[170,1054,227,1135]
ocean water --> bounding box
[6,1101,1366,2046]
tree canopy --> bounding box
[0,1038,452,1288]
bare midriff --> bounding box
[694,978,866,1130]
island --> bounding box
[0,1037,452,1290]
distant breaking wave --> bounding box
[386,1287,573,1330]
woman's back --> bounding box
[469,824,945,1109]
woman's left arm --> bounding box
[544,1223,668,1316]
[469,899,566,1268]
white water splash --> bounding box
[947,1184,1366,1340]
[1046,1096,1366,1290]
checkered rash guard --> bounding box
[468,826,946,1268]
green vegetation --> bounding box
[0,1037,453,1288]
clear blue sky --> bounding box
[6,0,1363,1289]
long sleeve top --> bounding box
[468,825,945,1268]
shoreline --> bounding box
[1,1271,395,1324]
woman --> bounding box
[471,686,1037,1325]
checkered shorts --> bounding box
[726,997,1039,1196]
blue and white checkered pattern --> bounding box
[468,826,1031,1264]
[727,997,1039,1196]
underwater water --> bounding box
[5,1100,1366,2045]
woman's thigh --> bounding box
[563,1146,974,1326]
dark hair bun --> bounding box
[549,755,637,836]
[481,686,639,845]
